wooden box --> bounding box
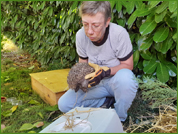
[30,69,70,106]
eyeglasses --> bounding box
[82,22,103,32]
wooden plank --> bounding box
[30,69,70,106]
[30,69,70,93]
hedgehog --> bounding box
[67,62,95,92]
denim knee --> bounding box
[111,69,138,93]
[115,69,135,84]
[58,97,70,113]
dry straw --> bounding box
[126,104,177,133]
[52,107,101,131]
[145,105,177,133]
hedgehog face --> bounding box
[75,79,89,92]
[67,63,95,92]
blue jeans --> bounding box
[58,69,138,121]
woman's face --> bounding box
[82,12,111,43]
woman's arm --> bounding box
[110,55,133,75]
[79,57,88,63]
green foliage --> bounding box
[111,1,177,84]
[1,67,31,84]
[1,1,177,84]
[1,51,61,133]
[1,1,80,68]
[1,34,7,49]
[137,77,177,108]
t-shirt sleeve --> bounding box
[115,29,133,61]
[76,29,88,59]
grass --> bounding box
[1,50,176,133]
[1,50,146,133]
[1,50,62,133]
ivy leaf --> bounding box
[136,2,146,10]
[148,1,160,9]
[60,33,66,44]
[19,123,34,131]
[41,1,46,10]
[110,1,116,10]
[140,50,152,60]
[166,62,177,75]
[22,108,30,112]
[156,62,169,83]
[28,131,36,133]
[122,1,135,14]
[169,1,177,13]
[153,27,169,43]
[129,33,136,43]
[28,65,35,70]
[172,32,177,42]
[164,15,177,28]
[63,16,70,31]
[43,7,49,15]
[135,1,143,9]
[133,50,139,68]
[28,100,40,105]
[161,34,173,54]
[38,112,44,119]
[34,22,38,30]
[140,36,153,50]
[14,15,18,23]
[155,39,173,54]
[11,105,18,113]
[70,48,76,61]
[49,7,53,17]
[70,14,75,24]
[16,21,22,27]
[143,60,149,68]
[33,122,44,128]
[64,46,70,57]
[2,110,12,117]
[137,36,147,50]
[54,46,62,59]
[157,53,167,64]
[127,10,137,29]
[139,18,157,35]
[155,9,167,23]
[115,1,122,12]
[69,1,78,15]
[143,60,158,74]
[44,104,58,111]
[136,7,152,17]
[170,10,177,18]
[155,1,169,14]
[117,19,126,27]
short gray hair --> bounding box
[79,1,111,21]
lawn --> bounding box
[1,50,62,133]
[1,50,177,133]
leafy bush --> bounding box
[137,77,177,108]
[110,1,177,84]
[1,1,80,68]
[1,34,7,50]
[1,1,177,84]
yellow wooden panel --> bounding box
[30,69,70,93]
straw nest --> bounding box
[146,105,177,133]
[126,105,177,133]
[67,63,95,92]
[52,108,101,132]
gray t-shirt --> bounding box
[76,22,133,68]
